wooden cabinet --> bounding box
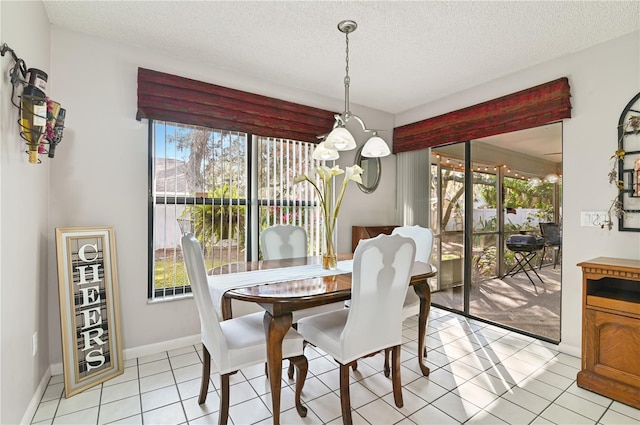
[351,225,398,253]
[577,257,640,408]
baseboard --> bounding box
[123,334,201,360]
[21,366,51,425]
[558,341,581,358]
[50,334,201,377]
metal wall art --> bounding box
[608,92,640,231]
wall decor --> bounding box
[607,92,640,231]
[0,43,66,163]
[55,226,124,397]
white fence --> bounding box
[443,208,546,232]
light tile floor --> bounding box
[31,308,640,424]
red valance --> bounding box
[136,68,337,143]
[393,77,572,154]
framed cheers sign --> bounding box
[55,226,124,397]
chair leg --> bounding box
[553,247,560,269]
[199,346,211,404]
[288,355,308,418]
[339,363,353,425]
[287,325,301,379]
[287,361,295,379]
[539,246,547,270]
[288,339,308,379]
[219,373,230,425]
[391,345,403,408]
[383,348,391,377]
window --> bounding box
[149,121,323,300]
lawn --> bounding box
[154,258,224,289]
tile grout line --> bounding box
[29,309,640,425]
[94,383,103,425]
[136,356,145,425]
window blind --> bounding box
[393,77,572,154]
[137,67,337,143]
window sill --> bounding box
[147,292,193,304]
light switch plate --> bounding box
[581,211,609,227]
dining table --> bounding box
[208,253,437,425]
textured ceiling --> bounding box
[43,1,640,115]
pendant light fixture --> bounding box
[313,20,391,161]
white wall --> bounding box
[396,31,640,354]
[0,1,51,423]
[47,27,396,366]
[6,9,637,421]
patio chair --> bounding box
[539,222,562,269]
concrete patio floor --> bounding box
[431,265,561,341]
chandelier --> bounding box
[313,20,391,161]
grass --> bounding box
[154,258,228,289]
[154,259,188,289]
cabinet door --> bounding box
[584,308,640,388]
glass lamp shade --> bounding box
[361,135,391,157]
[324,127,356,151]
[312,142,340,161]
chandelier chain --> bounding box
[343,31,351,115]
[344,32,350,82]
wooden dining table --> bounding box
[216,254,437,425]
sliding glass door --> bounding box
[430,142,466,312]
[429,123,562,342]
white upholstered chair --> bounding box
[261,224,347,377]
[260,224,308,261]
[261,225,347,329]
[181,233,308,425]
[382,225,434,375]
[297,234,416,424]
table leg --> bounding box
[413,281,431,376]
[221,297,233,320]
[263,311,293,425]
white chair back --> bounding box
[341,234,416,362]
[392,225,434,263]
[261,225,307,260]
[181,233,228,363]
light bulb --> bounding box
[528,177,542,187]
[544,174,559,184]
